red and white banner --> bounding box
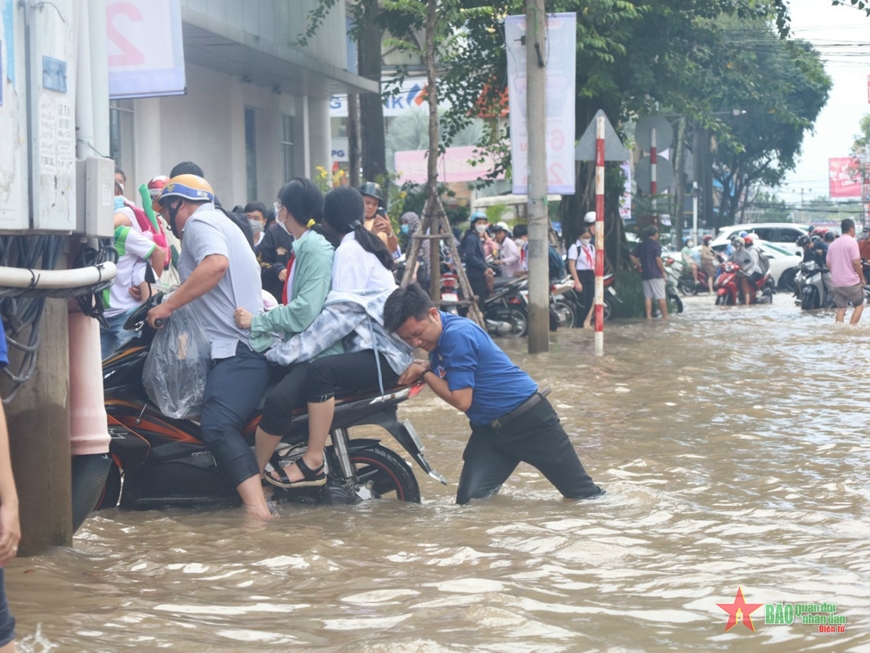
[107,0,186,99]
[504,13,576,195]
[829,157,863,198]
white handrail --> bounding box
[0,263,117,289]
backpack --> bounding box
[755,248,770,275]
[548,245,566,280]
[217,206,255,251]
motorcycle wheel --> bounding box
[552,299,576,329]
[801,288,817,311]
[71,454,112,533]
[677,278,696,296]
[715,294,730,306]
[669,292,684,314]
[350,445,421,503]
[94,461,122,511]
[779,268,798,293]
[508,307,529,337]
[603,296,614,322]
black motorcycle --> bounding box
[93,296,444,517]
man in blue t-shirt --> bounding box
[629,225,668,320]
[0,320,19,649]
[385,284,602,504]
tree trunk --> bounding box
[358,0,386,181]
[425,0,441,302]
[672,117,687,249]
[347,93,362,187]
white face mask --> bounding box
[580,238,591,246]
[475,224,487,234]
[276,212,290,234]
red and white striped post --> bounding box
[594,116,605,356]
[650,127,658,220]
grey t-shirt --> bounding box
[177,203,263,359]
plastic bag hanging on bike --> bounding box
[142,303,210,419]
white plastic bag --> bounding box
[143,303,210,419]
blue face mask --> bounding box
[113,196,126,211]
[400,224,410,235]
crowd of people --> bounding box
[97,166,602,522]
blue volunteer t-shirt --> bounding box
[430,312,538,426]
[0,319,7,367]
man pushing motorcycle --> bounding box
[384,283,603,504]
[146,174,273,519]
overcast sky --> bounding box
[779,0,870,204]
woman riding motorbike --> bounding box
[260,186,415,488]
[231,179,344,493]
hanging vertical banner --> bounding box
[106,0,185,99]
[505,12,576,195]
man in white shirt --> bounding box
[492,222,524,278]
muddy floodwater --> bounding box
[6,296,870,652]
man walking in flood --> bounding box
[827,218,865,325]
[629,225,668,320]
[384,283,603,504]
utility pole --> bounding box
[526,0,548,353]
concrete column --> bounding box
[3,300,72,554]
[308,97,332,177]
[133,98,162,184]
[297,96,311,178]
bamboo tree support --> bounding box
[398,0,483,327]
[400,194,485,327]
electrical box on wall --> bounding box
[76,157,114,238]
[0,0,29,231]
[29,0,77,232]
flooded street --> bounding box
[7,296,870,652]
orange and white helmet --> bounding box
[151,174,215,212]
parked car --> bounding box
[706,239,801,291]
[711,223,810,257]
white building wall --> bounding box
[127,63,329,207]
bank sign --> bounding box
[329,77,449,118]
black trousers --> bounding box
[456,399,603,505]
[259,351,399,436]
[576,269,595,322]
[200,342,271,487]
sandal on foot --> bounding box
[264,453,327,489]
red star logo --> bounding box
[717,587,763,632]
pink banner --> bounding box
[394,146,504,185]
[829,157,862,198]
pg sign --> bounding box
[106,0,186,99]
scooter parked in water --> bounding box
[92,295,444,517]
[715,262,773,306]
[793,261,834,310]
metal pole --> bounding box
[649,127,659,224]
[692,181,699,244]
[594,117,605,356]
[526,0,549,354]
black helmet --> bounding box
[358,181,385,205]
[824,231,835,243]
[811,235,822,245]
[796,235,810,247]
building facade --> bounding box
[112,0,376,207]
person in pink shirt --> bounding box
[826,219,865,324]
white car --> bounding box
[712,223,810,257]
[706,239,801,290]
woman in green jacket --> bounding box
[233,177,341,491]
